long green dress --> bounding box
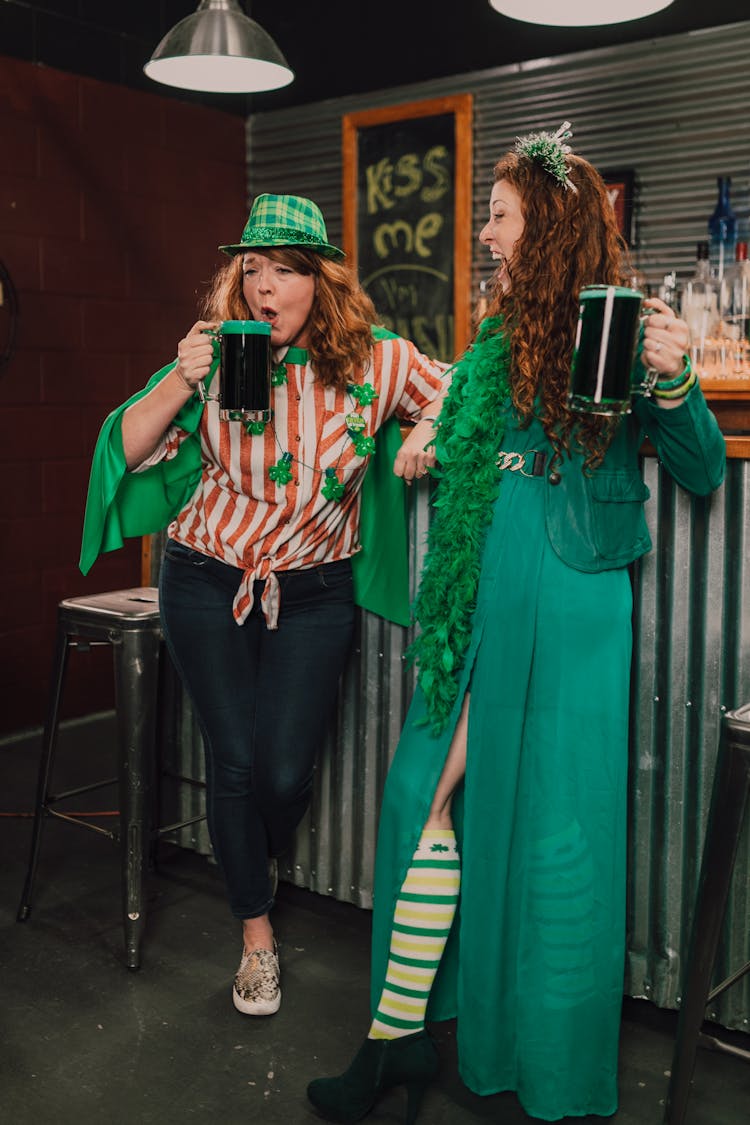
[370,412,631,1121]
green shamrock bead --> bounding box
[271,364,288,387]
[321,474,345,502]
[353,435,376,457]
[268,452,294,485]
[245,420,267,436]
[347,382,378,405]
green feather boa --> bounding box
[408,318,512,734]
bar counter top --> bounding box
[698,372,750,458]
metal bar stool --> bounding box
[16,587,204,970]
[664,702,750,1123]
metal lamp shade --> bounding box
[488,0,674,25]
[144,0,294,94]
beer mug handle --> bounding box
[198,327,220,403]
[633,307,659,397]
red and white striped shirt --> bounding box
[143,336,446,626]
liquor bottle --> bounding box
[625,267,649,295]
[680,241,719,370]
[658,271,679,310]
[708,175,737,282]
[722,240,750,372]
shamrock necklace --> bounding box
[243,347,379,504]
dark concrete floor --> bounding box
[2,718,749,1125]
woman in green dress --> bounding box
[307,125,726,1123]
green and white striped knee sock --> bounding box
[369,828,460,1040]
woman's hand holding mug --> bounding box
[641,298,690,379]
[174,320,219,392]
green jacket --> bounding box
[544,380,725,572]
[79,352,412,627]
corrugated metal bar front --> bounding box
[627,455,750,1032]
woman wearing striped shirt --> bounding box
[118,194,448,1017]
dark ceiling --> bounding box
[0,1,745,115]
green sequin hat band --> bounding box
[514,120,578,194]
[219,193,345,261]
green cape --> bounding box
[79,335,412,627]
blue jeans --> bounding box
[159,541,355,919]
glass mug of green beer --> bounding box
[200,320,272,423]
[568,285,657,415]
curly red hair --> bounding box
[201,248,379,390]
[485,151,632,468]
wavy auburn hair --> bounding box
[201,247,378,390]
[485,151,631,468]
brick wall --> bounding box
[0,57,247,735]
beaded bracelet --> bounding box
[652,366,697,400]
[653,356,692,393]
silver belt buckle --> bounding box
[495,449,545,477]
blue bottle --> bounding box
[708,175,737,281]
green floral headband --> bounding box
[514,120,578,193]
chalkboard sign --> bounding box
[343,96,472,362]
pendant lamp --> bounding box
[487,0,675,25]
[144,0,293,94]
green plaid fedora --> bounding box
[219,193,344,260]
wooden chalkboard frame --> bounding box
[342,94,473,359]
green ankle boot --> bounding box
[306,1029,439,1124]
